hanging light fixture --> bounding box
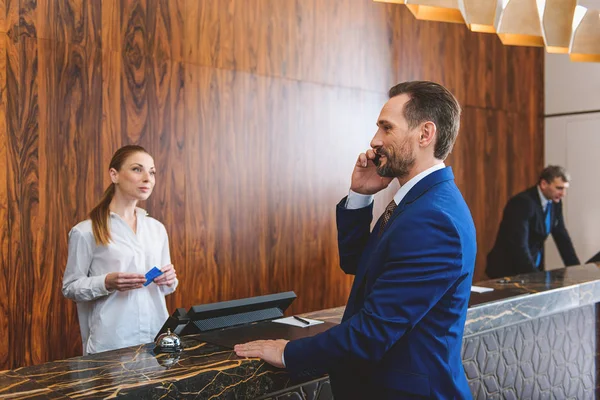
[495,0,545,46]
[536,0,577,53]
[458,0,497,33]
[569,1,600,62]
[404,0,465,24]
[373,0,600,62]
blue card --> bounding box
[144,266,164,286]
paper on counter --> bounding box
[272,317,324,328]
[471,285,494,293]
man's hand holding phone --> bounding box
[350,149,393,195]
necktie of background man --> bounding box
[536,201,553,268]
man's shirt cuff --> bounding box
[345,189,374,209]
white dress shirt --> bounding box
[346,163,446,209]
[537,186,552,212]
[62,208,178,354]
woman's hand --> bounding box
[105,272,146,291]
[154,264,177,287]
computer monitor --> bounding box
[182,291,297,335]
[155,291,297,339]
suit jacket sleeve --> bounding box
[284,211,462,373]
[336,197,374,276]
[501,196,539,274]
[551,203,580,266]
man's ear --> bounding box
[419,121,437,147]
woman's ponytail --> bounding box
[90,183,116,246]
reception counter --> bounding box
[2,264,600,399]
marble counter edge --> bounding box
[464,282,598,337]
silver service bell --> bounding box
[154,328,183,353]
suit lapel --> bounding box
[526,187,546,234]
[382,167,456,232]
[353,167,456,291]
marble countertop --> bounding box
[304,264,600,337]
[2,335,297,399]
[3,264,600,399]
[464,264,600,336]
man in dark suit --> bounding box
[486,166,580,279]
[235,81,476,399]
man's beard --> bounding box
[376,141,416,179]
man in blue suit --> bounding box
[235,81,477,399]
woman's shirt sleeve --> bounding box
[160,225,178,295]
[62,227,112,302]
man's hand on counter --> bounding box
[234,339,289,368]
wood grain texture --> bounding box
[102,0,184,61]
[5,35,39,369]
[36,37,103,363]
[0,0,543,369]
[0,32,9,370]
[33,0,102,46]
[0,0,19,37]
[184,0,395,92]
[183,65,385,314]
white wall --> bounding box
[545,53,600,115]
[544,53,600,268]
[545,113,600,267]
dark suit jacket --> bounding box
[486,186,580,279]
[284,167,477,399]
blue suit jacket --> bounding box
[284,167,476,399]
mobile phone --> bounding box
[373,153,381,167]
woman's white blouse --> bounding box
[62,208,178,355]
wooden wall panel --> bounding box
[0,0,544,369]
[390,6,468,104]
[35,37,104,363]
[0,0,19,36]
[102,0,184,61]
[0,0,6,33]
[33,0,102,46]
[184,0,395,92]
[5,35,39,369]
[0,32,9,369]
[184,65,385,314]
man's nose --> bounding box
[370,137,383,149]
